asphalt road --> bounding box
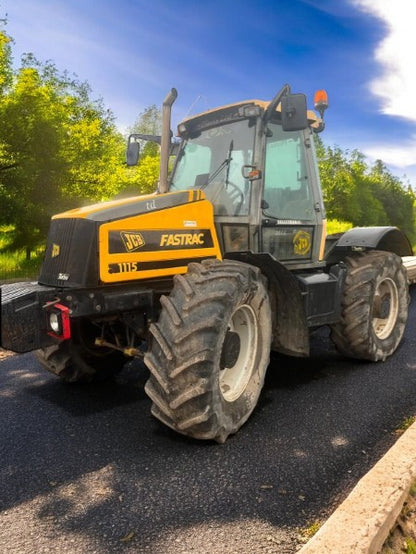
[1,290,416,554]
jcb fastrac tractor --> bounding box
[0,85,412,443]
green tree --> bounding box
[0,22,12,95]
[0,27,14,172]
[0,33,128,257]
[316,136,415,239]
[130,104,162,157]
[316,138,387,226]
[369,160,415,240]
[120,104,162,195]
[0,62,73,255]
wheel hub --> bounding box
[219,304,258,402]
[220,330,241,369]
[372,277,399,340]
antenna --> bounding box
[185,95,208,117]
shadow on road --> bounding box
[26,359,149,417]
[1,319,416,553]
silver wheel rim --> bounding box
[219,304,258,402]
[372,277,399,339]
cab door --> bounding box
[261,122,325,266]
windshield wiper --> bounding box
[201,140,234,189]
[224,140,234,189]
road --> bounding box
[1,289,416,554]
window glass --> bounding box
[172,143,211,190]
[170,119,255,216]
[263,123,314,221]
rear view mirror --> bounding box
[126,136,140,166]
[281,93,308,131]
[242,165,261,181]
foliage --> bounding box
[0,21,415,260]
[397,415,416,433]
[0,247,43,281]
[131,155,160,194]
[370,159,415,239]
[326,219,353,235]
[0,28,136,257]
[129,104,162,157]
[0,24,164,257]
[120,104,162,195]
[300,520,322,541]
[406,539,416,554]
[0,226,43,279]
[315,136,416,241]
[0,24,12,96]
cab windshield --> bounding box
[170,119,255,216]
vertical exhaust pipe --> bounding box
[159,88,178,193]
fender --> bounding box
[226,252,309,357]
[326,226,413,263]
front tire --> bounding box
[144,259,272,443]
[330,250,409,361]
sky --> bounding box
[2,0,416,186]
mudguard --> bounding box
[326,226,413,262]
[226,252,310,357]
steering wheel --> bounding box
[226,181,244,215]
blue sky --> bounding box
[2,0,416,186]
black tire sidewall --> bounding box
[331,251,409,361]
[210,275,271,436]
[368,254,408,359]
[144,260,272,442]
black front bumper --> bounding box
[1,281,157,353]
[0,282,58,352]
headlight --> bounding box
[49,312,61,334]
[46,303,71,340]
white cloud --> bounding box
[352,0,416,121]
[363,137,416,168]
[348,0,416,185]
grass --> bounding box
[0,248,43,281]
[300,520,322,541]
[0,227,44,281]
[406,538,416,554]
[326,219,353,235]
[396,415,416,435]
[382,481,416,553]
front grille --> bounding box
[41,218,77,284]
[39,218,99,288]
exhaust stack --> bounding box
[159,88,178,193]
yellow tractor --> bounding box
[1,85,412,442]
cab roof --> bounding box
[181,99,320,126]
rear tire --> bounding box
[36,319,127,383]
[330,250,409,361]
[144,259,272,443]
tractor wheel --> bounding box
[330,250,409,361]
[36,319,127,383]
[144,259,272,443]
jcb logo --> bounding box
[293,230,311,256]
[121,231,145,252]
[51,243,60,258]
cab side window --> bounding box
[263,123,314,221]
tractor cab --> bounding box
[165,86,328,268]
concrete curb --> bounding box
[298,421,416,554]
